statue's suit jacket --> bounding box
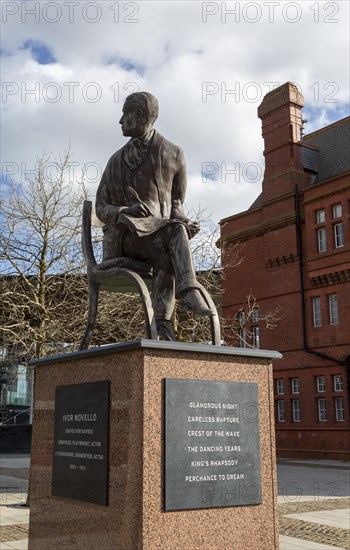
[96,130,187,250]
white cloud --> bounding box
[1,0,349,223]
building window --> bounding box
[318,399,327,422]
[317,228,327,252]
[333,375,343,392]
[238,311,245,323]
[252,308,259,323]
[316,209,325,224]
[252,326,260,348]
[334,223,344,248]
[333,204,342,219]
[291,378,300,394]
[316,376,326,393]
[292,400,301,422]
[277,400,285,422]
[238,311,246,348]
[329,294,339,325]
[312,297,322,327]
[239,328,246,348]
[276,379,284,395]
[335,398,345,421]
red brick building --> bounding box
[220,82,350,460]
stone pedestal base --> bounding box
[28,340,281,550]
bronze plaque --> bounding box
[52,381,110,505]
[164,378,262,511]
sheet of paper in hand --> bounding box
[117,213,186,237]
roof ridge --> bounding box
[304,116,350,139]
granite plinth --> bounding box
[28,340,281,550]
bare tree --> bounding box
[223,290,284,348]
[0,149,88,360]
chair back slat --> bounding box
[82,200,97,265]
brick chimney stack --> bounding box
[258,82,307,202]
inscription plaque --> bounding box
[52,380,110,505]
[164,378,262,511]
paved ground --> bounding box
[0,455,29,549]
[0,454,349,549]
[277,460,350,550]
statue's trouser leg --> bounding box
[121,224,198,319]
[163,224,198,296]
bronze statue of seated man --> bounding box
[96,91,213,340]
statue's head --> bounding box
[119,91,159,138]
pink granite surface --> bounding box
[28,346,279,550]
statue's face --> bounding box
[119,102,145,138]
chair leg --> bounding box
[116,269,158,340]
[80,283,100,350]
[196,283,221,346]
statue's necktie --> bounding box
[123,138,149,171]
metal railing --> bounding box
[0,407,31,425]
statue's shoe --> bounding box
[179,289,214,317]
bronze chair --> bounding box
[80,200,221,349]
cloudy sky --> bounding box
[1,0,349,223]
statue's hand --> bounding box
[182,219,200,237]
[123,203,150,218]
